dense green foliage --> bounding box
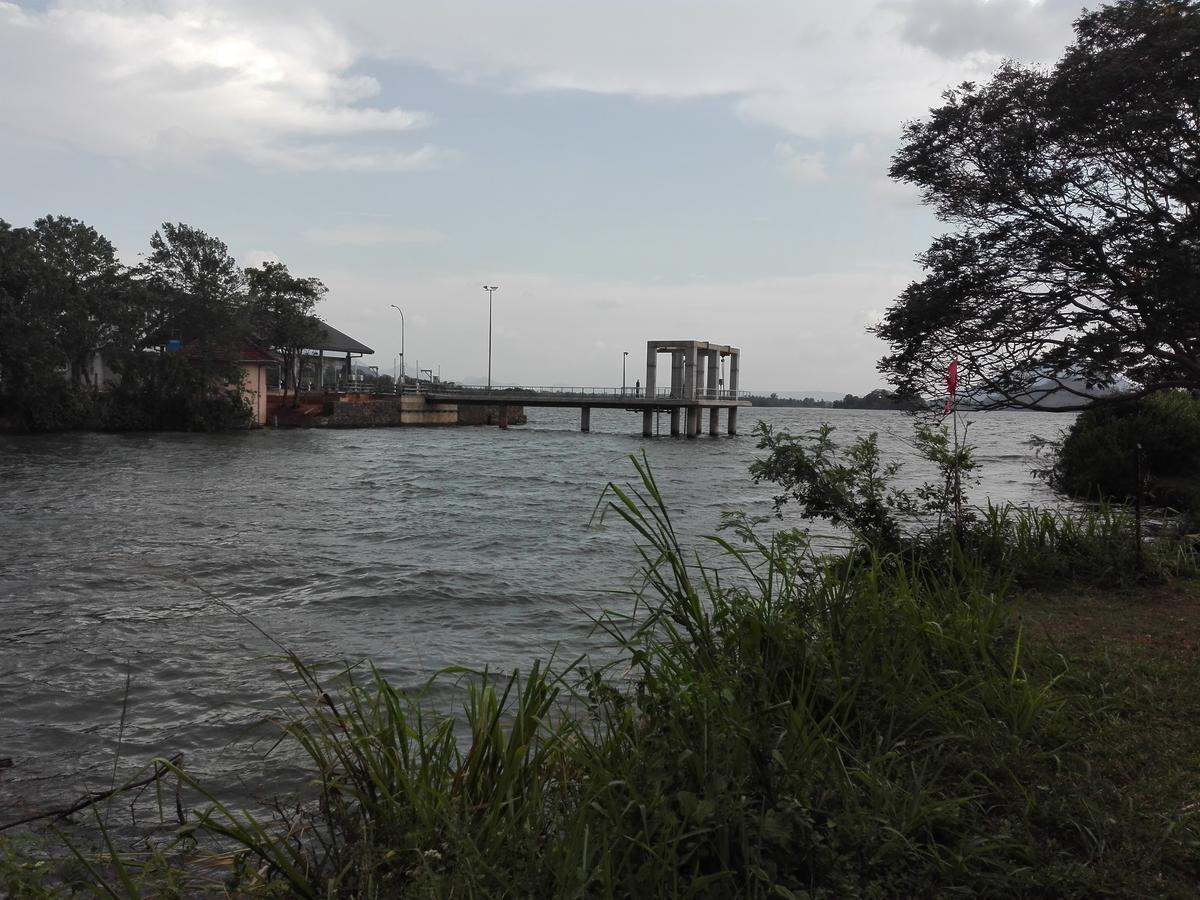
[878,0,1200,408]
[246,262,327,405]
[0,215,326,432]
[1051,391,1200,524]
[1056,391,1200,518]
[3,455,1198,897]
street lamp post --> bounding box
[622,351,629,395]
[389,304,405,393]
[483,285,499,390]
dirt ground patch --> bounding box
[1016,576,1200,660]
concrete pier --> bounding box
[425,338,746,441]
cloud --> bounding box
[242,248,281,267]
[303,224,448,246]
[319,0,1074,140]
[887,0,1080,61]
[0,0,1079,173]
[0,1,444,170]
[774,142,826,185]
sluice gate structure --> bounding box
[425,339,748,437]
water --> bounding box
[0,406,1072,815]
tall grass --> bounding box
[965,502,1199,588]
[4,457,1196,896]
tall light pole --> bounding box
[483,285,499,390]
[622,351,629,395]
[389,304,405,393]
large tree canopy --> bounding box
[247,261,326,402]
[0,217,135,392]
[876,0,1200,409]
[139,222,246,350]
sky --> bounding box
[0,0,1080,393]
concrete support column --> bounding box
[644,343,658,400]
[728,406,738,436]
[670,407,681,435]
[671,351,684,399]
[642,409,653,437]
[683,343,697,401]
[705,349,719,400]
[729,350,740,397]
[686,405,699,438]
[709,407,720,436]
[499,404,509,429]
[581,406,591,433]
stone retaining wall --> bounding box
[269,394,525,428]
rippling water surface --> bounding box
[0,406,1072,810]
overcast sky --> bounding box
[1,0,1079,392]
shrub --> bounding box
[1051,391,1200,524]
[99,353,252,432]
[749,418,977,553]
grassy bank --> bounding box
[3,461,1199,897]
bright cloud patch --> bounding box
[0,1,444,171]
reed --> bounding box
[965,501,1200,587]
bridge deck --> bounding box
[424,389,750,409]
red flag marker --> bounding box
[943,358,958,416]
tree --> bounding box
[876,0,1200,410]
[246,261,326,404]
[138,222,246,351]
[30,216,134,387]
[0,221,55,397]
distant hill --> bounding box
[969,376,1132,409]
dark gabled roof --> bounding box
[180,339,280,364]
[238,342,280,364]
[308,322,374,355]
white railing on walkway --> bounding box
[425,385,745,401]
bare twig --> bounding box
[0,753,184,833]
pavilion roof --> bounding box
[308,322,374,355]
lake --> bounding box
[0,406,1073,814]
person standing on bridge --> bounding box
[635,379,641,398]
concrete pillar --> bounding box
[644,343,658,400]
[686,405,699,438]
[671,351,684,399]
[708,407,720,436]
[727,350,740,436]
[670,407,681,435]
[581,405,591,433]
[683,343,697,401]
[705,349,719,400]
[499,404,509,430]
[642,409,653,437]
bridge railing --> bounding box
[425,385,746,401]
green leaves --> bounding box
[748,418,978,552]
[878,0,1200,408]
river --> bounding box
[0,406,1072,816]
